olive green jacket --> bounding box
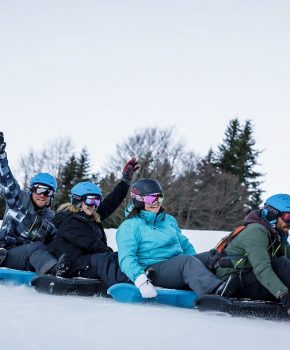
[215,222,290,299]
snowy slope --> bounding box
[1,229,290,350]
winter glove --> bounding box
[280,293,290,315]
[0,132,6,154]
[135,273,157,298]
[121,158,139,185]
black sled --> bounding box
[31,274,108,297]
[196,295,289,321]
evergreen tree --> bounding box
[54,148,93,209]
[214,118,263,210]
[75,148,91,182]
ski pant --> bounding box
[3,242,58,274]
[147,255,223,295]
[75,252,130,288]
[221,256,290,301]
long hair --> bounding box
[57,202,101,223]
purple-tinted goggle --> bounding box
[131,192,164,205]
[84,196,101,207]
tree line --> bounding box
[0,119,263,230]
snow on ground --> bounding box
[1,229,290,350]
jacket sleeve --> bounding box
[171,216,196,255]
[116,219,144,282]
[242,227,288,299]
[0,152,21,207]
[97,180,129,221]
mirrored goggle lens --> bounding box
[282,212,290,224]
[143,193,164,205]
[84,197,101,207]
[33,186,54,197]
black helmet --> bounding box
[131,178,163,196]
[130,178,163,209]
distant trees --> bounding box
[0,119,264,230]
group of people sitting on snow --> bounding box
[1,131,290,315]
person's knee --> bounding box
[27,242,45,254]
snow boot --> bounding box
[55,254,72,278]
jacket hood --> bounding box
[244,210,280,237]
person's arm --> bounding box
[170,216,196,255]
[0,132,21,207]
[97,158,139,221]
[116,219,157,298]
[116,220,144,282]
[97,180,129,221]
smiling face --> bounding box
[81,202,96,216]
[31,191,51,208]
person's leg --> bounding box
[149,255,223,295]
[2,245,32,271]
[230,257,290,301]
[25,242,59,274]
[272,256,290,288]
[78,252,130,287]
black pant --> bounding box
[227,256,290,301]
[76,252,129,287]
[3,242,58,274]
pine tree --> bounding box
[54,148,93,209]
[214,119,263,210]
[75,148,91,182]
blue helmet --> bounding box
[262,194,290,224]
[30,173,57,192]
[70,181,102,205]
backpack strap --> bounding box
[216,225,246,253]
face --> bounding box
[276,217,290,235]
[81,202,96,216]
[31,191,51,208]
[31,184,54,208]
[144,202,162,213]
[143,193,164,213]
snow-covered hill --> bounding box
[1,229,289,350]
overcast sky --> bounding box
[1,0,290,201]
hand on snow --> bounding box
[280,293,290,315]
[0,132,6,154]
[135,273,157,298]
[122,158,139,185]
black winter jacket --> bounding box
[47,180,129,261]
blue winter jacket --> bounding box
[116,210,196,282]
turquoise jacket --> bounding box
[116,210,196,282]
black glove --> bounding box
[280,293,290,315]
[0,132,6,154]
[122,158,139,184]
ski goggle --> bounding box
[32,185,54,197]
[131,192,164,206]
[84,196,101,207]
[281,212,290,224]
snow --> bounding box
[1,229,290,350]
